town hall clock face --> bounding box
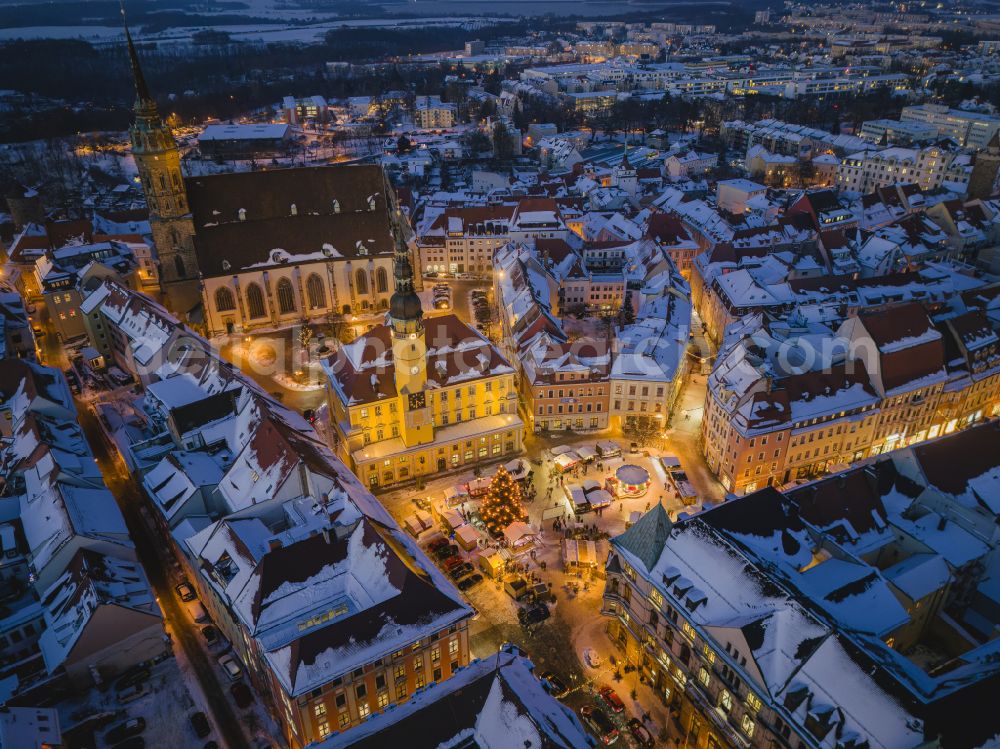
[408,392,426,410]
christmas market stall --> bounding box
[455,523,482,552]
[562,538,599,573]
[478,547,505,578]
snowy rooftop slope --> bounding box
[611,515,925,749]
[315,648,592,749]
[250,519,471,696]
[324,314,514,407]
[37,548,160,672]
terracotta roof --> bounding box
[646,213,692,245]
[328,314,512,405]
[858,302,934,349]
[912,421,1000,500]
[186,164,387,225]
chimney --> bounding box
[268,538,283,552]
[937,516,947,531]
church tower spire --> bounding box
[122,3,154,114]
[122,3,200,312]
[385,182,433,446]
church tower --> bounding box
[387,195,434,448]
[612,145,639,198]
[967,131,1000,201]
[124,17,200,313]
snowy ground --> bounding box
[57,650,217,749]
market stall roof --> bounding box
[441,508,464,530]
[553,453,579,471]
[563,539,599,567]
[576,445,598,462]
[550,444,576,457]
[586,489,613,508]
[504,458,530,480]
[503,521,537,546]
[455,524,480,547]
[616,464,650,485]
[596,440,622,456]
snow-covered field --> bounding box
[0,15,503,43]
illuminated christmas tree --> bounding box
[480,466,525,537]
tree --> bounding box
[396,134,412,154]
[479,466,525,537]
[619,292,635,327]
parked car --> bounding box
[457,573,484,591]
[201,625,220,646]
[448,563,474,580]
[537,671,568,698]
[426,537,449,552]
[302,408,317,424]
[105,717,146,744]
[190,712,211,738]
[114,666,150,691]
[518,603,550,627]
[218,654,243,682]
[583,648,602,668]
[108,367,132,386]
[627,718,655,748]
[111,738,145,749]
[186,600,209,623]
[442,556,465,572]
[434,544,459,560]
[580,705,619,745]
[117,684,149,704]
[629,442,639,454]
[64,369,81,394]
[230,682,254,708]
[175,581,196,601]
[598,686,625,713]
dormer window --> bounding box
[332,199,340,213]
[238,208,247,221]
[367,194,377,211]
[291,203,297,216]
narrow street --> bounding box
[76,406,250,749]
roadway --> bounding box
[73,377,251,749]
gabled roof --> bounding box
[615,502,672,572]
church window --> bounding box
[276,278,296,314]
[158,174,166,190]
[306,273,326,309]
[174,255,186,279]
[215,287,236,312]
[375,267,389,294]
[246,283,266,319]
[355,270,369,295]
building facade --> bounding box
[325,227,524,489]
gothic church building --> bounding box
[125,25,409,334]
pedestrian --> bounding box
[645,501,650,511]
